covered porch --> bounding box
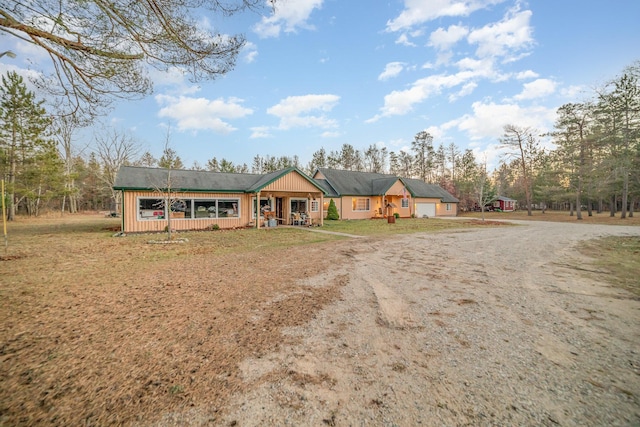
[249,168,325,229]
[253,191,324,227]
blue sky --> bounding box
[2,0,639,171]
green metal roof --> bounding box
[113,166,458,204]
[315,168,400,196]
[113,165,324,193]
[401,178,460,203]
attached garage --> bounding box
[415,202,436,218]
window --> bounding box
[291,198,307,213]
[138,198,165,220]
[138,197,239,220]
[194,200,217,218]
[352,198,370,211]
[252,197,272,219]
[446,203,452,211]
[311,200,319,212]
[218,200,239,218]
[401,198,409,208]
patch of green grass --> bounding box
[320,217,478,236]
[579,236,640,297]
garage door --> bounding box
[416,203,436,218]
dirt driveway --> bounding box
[214,220,640,426]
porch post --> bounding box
[256,191,260,229]
[320,192,324,226]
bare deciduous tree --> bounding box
[54,114,89,214]
[500,125,541,216]
[94,128,140,213]
[473,159,496,221]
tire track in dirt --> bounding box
[217,221,640,426]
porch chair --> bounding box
[292,213,302,225]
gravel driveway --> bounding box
[222,220,640,426]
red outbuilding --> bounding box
[494,196,516,212]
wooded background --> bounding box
[1,63,638,220]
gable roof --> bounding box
[113,166,324,193]
[313,178,339,197]
[496,196,516,202]
[401,178,459,203]
[315,168,400,196]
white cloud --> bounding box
[515,70,539,80]
[379,62,405,81]
[560,85,587,99]
[155,94,253,133]
[244,50,258,63]
[467,9,534,59]
[395,33,416,47]
[15,39,50,62]
[253,0,323,38]
[454,56,496,75]
[473,142,505,169]
[449,81,478,101]
[242,42,258,63]
[429,24,469,50]
[267,94,340,130]
[250,126,272,139]
[321,131,341,138]
[368,68,491,121]
[147,67,198,91]
[446,100,555,140]
[513,78,557,100]
[386,0,506,32]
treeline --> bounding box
[1,62,638,219]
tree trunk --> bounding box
[610,194,616,217]
[8,140,16,221]
[570,201,574,216]
[587,199,593,216]
[166,195,172,241]
[629,196,635,218]
[576,194,582,220]
[69,182,78,213]
[621,173,629,219]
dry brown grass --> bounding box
[0,214,346,425]
[460,209,640,226]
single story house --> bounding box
[113,166,325,233]
[493,196,516,212]
[113,166,460,232]
[313,168,458,220]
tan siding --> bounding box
[123,190,251,233]
[385,180,406,196]
[262,171,320,193]
[436,201,458,216]
[386,195,411,217]
[341,196,375,220]
[413,197,458,217]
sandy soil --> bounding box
[216,220,640,426]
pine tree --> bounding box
[326,199,339,220]
[0,71,55,219]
